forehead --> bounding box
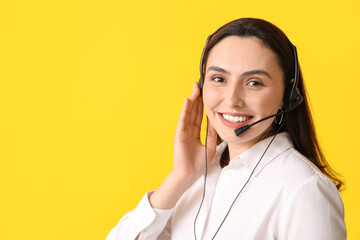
[206,36,283,77]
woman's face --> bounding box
[203,36,285,153]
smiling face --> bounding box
[203,36,285,158]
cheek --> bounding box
[202,84,222,111]
[243,88,282,116]
[254,90,284,113]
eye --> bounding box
[247,80,263,86]
[212,76,225,83]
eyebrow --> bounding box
[206,66,272,79]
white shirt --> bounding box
[106,132,346,240]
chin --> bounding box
[217,124,275,146]
[220,133,258,145]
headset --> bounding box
[198,33,303,123]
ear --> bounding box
[290,78,295,84]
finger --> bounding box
[189,95,200,125]
[194,96,203,130]
[188,83,200,124]
[188,96,202,141]
[188,95,202,144]
[176,97,191,134]
[206,119,218,152]
[188,82,199,100]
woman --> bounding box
[106,18,346,239]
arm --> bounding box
[106,82,218,240]
[105,192,174,240]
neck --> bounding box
[227,126,277,161]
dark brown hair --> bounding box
[202,18,344,190]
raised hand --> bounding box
[172,82,217,184]
[149,82,217,209]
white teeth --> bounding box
[222,114,249,123]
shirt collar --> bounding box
[216,132,294,175]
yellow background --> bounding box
[1,0,359,239]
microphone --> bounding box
[234,109,290,136]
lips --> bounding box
[218,112,253,129]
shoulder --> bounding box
[275,149,346,239]
[269,146,335,191]
[271,149,346,239]
[277,148,341,206]
[259,142,343,211]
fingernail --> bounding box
[193,82,197,89]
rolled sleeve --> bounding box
[106,191,174,240]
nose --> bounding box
[225,82,245,108]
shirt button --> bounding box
[225,172,232,178]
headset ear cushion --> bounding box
[294,88,304,107]
[283,87,292,110]
[290,88,303,109]
[283,86,303,110]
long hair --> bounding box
[201,18,344,190]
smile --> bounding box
[218,112,253,129]
[222,114,251,123]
